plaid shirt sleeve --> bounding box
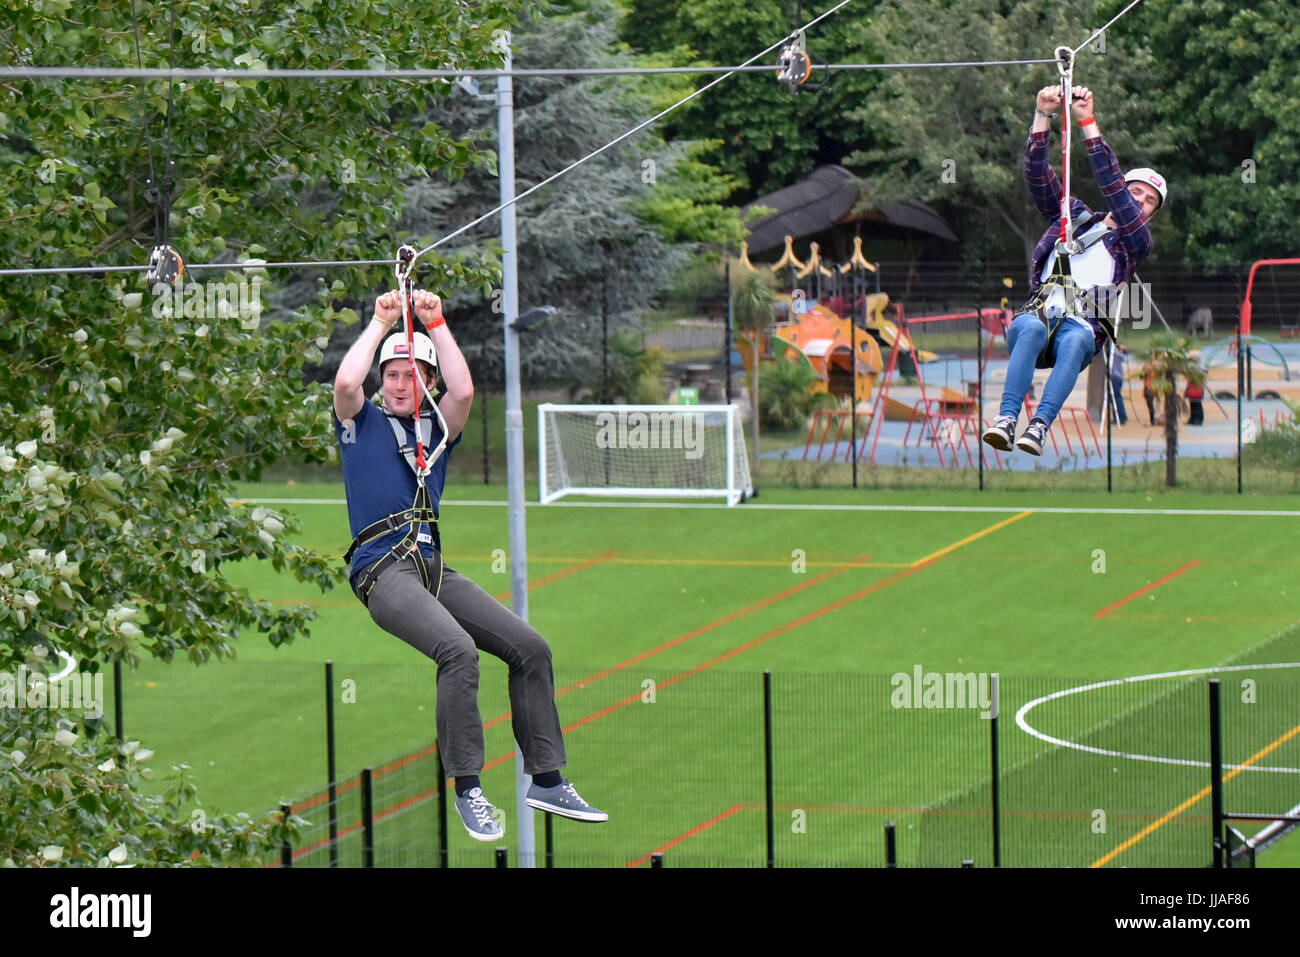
[1023,130,1061,224]
[1086,133,1152,271]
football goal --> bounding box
[538,403,753,506]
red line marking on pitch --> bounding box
[289,782,437,862]
[562,560,936,736]
[1093,560,1200,619]
[289,547,954,849]
[297,750,430,813]
[299,553,875,807]
[284,521,1012,855]
[292,526,988,823]
[624,804,746,868]
[493,551,617,602]
[482,555,871,730]
[743,801,1207,824]
[562,557,870,691]
[1106,614,1299,624]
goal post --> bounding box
[538,403,754,506]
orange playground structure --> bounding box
[732,236,1019,467]
[735,295,885,403]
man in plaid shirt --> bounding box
[983,84,1167,455]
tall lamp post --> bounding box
[494,38,540,868]
[487,33,560,867]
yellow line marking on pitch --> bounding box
[909,511,1033,567]
[1090,720,1300,868]
[263,518,1034,608]
[596,557,907,569]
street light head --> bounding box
[512,305,558,333]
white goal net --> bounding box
[538,404,753,506]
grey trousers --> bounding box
[354,555,567,778]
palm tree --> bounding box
[730,263,778,478]
[1133,334,1208,487]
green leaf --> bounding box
[0,0,523,868]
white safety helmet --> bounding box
[379,332,437,373]
[1124,167,1168,210]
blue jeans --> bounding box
[1110,374,1128,425]
[998,313,1097,428]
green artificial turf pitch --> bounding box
[114,482,1300,868]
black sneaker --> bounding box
[982,415,1017,451]
[1016,419,1049,456]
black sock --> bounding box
[455,775,481,798]
[532,770,562,789]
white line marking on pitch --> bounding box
[237,498,1300,518]
[1016,663,1300,773]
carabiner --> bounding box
[394,243,417,289]
[1054,45,1073,78]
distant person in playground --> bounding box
[1186,376,1205,426]
[1142,360,1158,425]
[983,85,1166,455]
[332,287,606,842]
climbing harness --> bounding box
[344,409,445,606]
[345,245,452,605]
[1022,211,1119,363]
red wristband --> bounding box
[1078,115,1096,126]
[428,313,446,329]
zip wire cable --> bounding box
[408,0,855,266]
[2,0,1082,281]
[158,2,178,247]
[1,0,857,279]
[131,0,188,287]
[0,258,396,277]
[1056,46,1074,251]
[1045,0,1151,350]
[1054,0,1151,249]
[1072,0,1147,56]
[393,247,450,472]
[396,248,428,475]
[128,0,164,244]
[1,58,1055,81]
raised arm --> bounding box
[1072,88,1152,264]
[412,289,473,442]
[1025,86,1064,223]
[334,291,401,423]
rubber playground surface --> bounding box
[119,483,1300,867]
[781,351,1298,471]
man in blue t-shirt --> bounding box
[333,287,606,842]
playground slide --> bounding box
[874,317,939,363]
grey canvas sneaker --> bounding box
[525,780,609,822]
[455,787,505,842]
